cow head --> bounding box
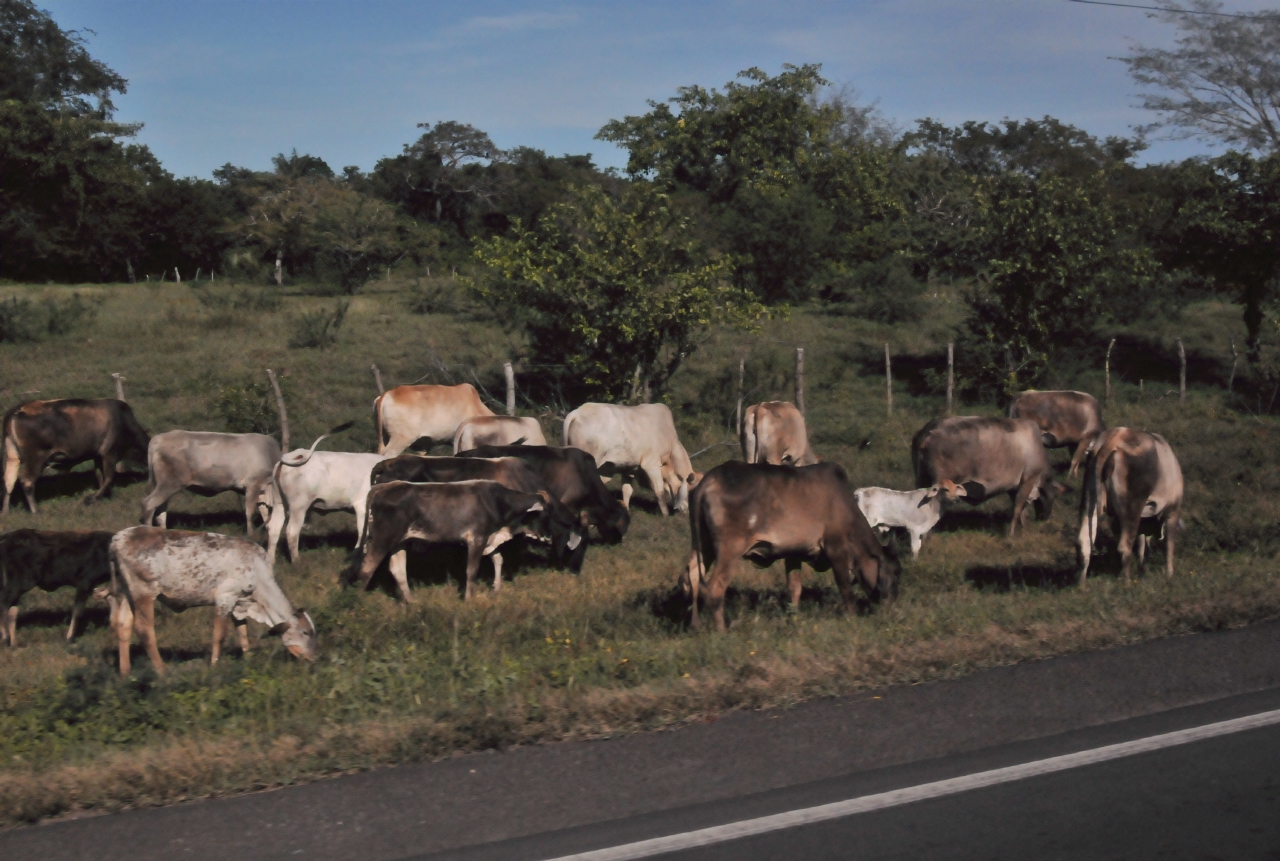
[281,609,318,662]
[595,502,630,543]
[523,492,586,572]
[864,538,900,604]
[921,479,967,505]
[1031,479,1068,521]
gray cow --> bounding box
[140,431,281,533]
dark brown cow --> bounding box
[369,454,587,572]
[3,398,150,514]
[912,416,1060,538]
[457,445,630,542]
[0,529,114,645]
[1077,428,1184,586]
[346,480,583,601]
[683,461,898,631]
[1008,390,1105,478]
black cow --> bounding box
[3,398,150,514]
[0,529,115,645]
[457,445,629,542]
[346,480,584,601]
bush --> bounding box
[189,284,281,312]
[0,293,96,343]
[287,300,348,349]
[405,279,460,315]
[817,257,924,323]
[215,375,284,435]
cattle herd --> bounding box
[0,381,1184,673]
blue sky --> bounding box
[44,1,1277,180]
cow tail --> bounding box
[689,482,706,603]
[373,392,386,454]
[561,412,575,447]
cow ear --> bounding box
[537,490,551,503]
[919,487,938,506]
[526,501,544,513]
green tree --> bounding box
[472,184,764,400]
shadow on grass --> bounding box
[360,540,561,600]
[637,581,855,630]
[29,469,147,506]
[965,562,1078,591]
[159,509,254,532]
[18,605,111,632]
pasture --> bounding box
[0,278,1277,825]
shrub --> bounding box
[189,284,282,312]
[287,300,348,349]
[0,293,96,343]
[817,257,924,323]
[215,375,285,435]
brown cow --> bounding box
[0,529,114,645]
[741,401,819,466]
[912,416,1060,538]
[683,461,898,631]
[1076,428,1183,586]
[3,398,150,514]
[373,384,495,457]
[1008,390,1105,477]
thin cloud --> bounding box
[462,11,577,32]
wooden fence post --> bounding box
[795,347,805,416]
[736,358,745,435]
[111,373,125,401]
[1105,338,1116,405]
[885,343,893,416]
[946,342,954,415]
[266,369,289,451]
[1177,338,1186,404]
[504,362,516,416]
[174,267,181,283]
[1228,340,1239,395]
[371,363,385,394]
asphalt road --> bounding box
[6,620,1280,861]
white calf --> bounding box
[853,486,944,559]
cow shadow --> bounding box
[19,605,111,632]
[27,469,146,506]
[964,563,1077,591]
[638,582,850,630]
[935,506,1013,533]
[361,540,554,600]
[159,510,254,532]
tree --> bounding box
[1122,1,1280,152]
[472,184,764,401]
[0,0,126,117]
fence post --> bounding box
[1178,338,1186,404]
[946,342,954,415]
[1105,338,1116,405]
[111,373,125,401]
[795,347,805,416]
[885,343,893,416]
[736,358,745,435]
[371,363,385,394]
[504,362,516,416]
[266,369,289,451]
[1228,340,1239,395]
[174,267,181,283]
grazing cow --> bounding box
[267,443,388,562]
[369,454,588,573]
[853,487,943,560]
[563,403,700,516]
[374,383,495,457]
[741,401,819,466]
[0,529,114,645]
[3,398,150,514]
[108,526,317,676]
[1009,390,1105,477]
[683,461,898,631]
[347,480,583,601]
[457,445,630,542]
[140,431,281,534]
[453,415,547,453]
[1077,428,1183,586]
[912,416,1061,538]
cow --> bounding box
[346,480,583,602]
[140,431,281,535]
[266,439,388,563]
[1076,428,1183,587]
[1009,390,1105,478]
[853,487,943,560]
[369,454,588,573]
[3,398,150,514]
[457,445,630,542]
[912,416,1061,538]
[453,415,547,452]
[0,529,114,645]
[741,401,819,466]
[562,403,700,516]
[108,526,317,676]
[374,383,495,457]
[682,461,898,631]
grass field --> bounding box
[0,278,1277,825]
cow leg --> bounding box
[908,529,923,560]
[156,510,168,529]
[133,595,165,674]
[704,553,740,632]
[641,458,670,516]
[621,482,633,510]
[265,500,287,564]
[785,558,804,610]
[4,604,16,647]
[285,497,313,562]
[1068,439,1092,478]
[1164,508,1179,579]
[212,612,228,665]
[491,552,504,593]
[237,621,251,655]
[389,549,413,603]
[1116,509,1142,584]
[115,598,135,676]
[243,482,264,535]
[1136,533,1148,570]
[1008,481,1036,538]
[464,542,486,601]
[87,452,118,503]
[140,483,176,527]
[66,588,89,640]
[2,436,18,515]
[1076,507,1095,589]
[18,453,48,514]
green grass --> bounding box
[0,279,1277,824]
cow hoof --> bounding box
[82,496,96,507]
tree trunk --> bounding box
[267,369,289,451]
[946,342,954,415]
[795,347,805,416]
[504,362,516,416]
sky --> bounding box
[42,0,1280,180]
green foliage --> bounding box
[817,256,924,323]
[0,0,127,117]
[288,299,349,349]
[214,375,283,434]
[473,184,765,400]
[189,284,281,312]
[0,291,95,343]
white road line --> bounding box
[542,707,1280,861]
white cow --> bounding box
[453,415,547,453]
[562,403,699,516]
[266,440,389,563]
[853,486,944,560]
